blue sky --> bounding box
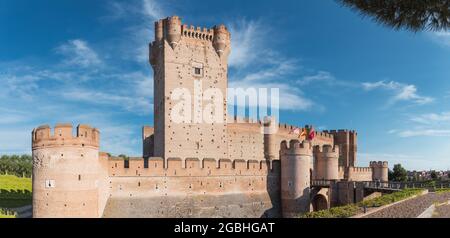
[1,0,450,170]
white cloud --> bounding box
[227,19,317,112]
[430,31,450,47]
[229,58,314,111]
[0,73,41,100]
[389,111,450,138]
[142,0,164,20]
[410,111,450,125]
[228,20,268,68]
[103,0,165,63]
[55,39,102,67]
[397,129,450,137]
[298,71,335,86]
[362,80,433,106]
[61,89,152,115]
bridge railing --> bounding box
[363,181,450,190]
[311,180,335,187]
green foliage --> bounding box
[0,155,32,178]
[423,180,437,188]
[0,208,17,218]
[118,154,129,160]
[358,189,423,208]
[337,0,450,32]
[0,175,32,202]
[300,188,425,218]
[300,204,360,218]
[436,188,450,194]
[392,164,407,182]
[430,170,438,180]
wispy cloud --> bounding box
[55,39,102,68]
[362,80,433,106]
[410,111,450,125]
[389,111,450,138]
[228,20,269,69]
[142,0,164,20]
[61,89,152,115]
[397,129,450,138]
[429,31,450,47]
[103,0,165,63]
[228,20,317,111]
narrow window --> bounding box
[194,67,201,75]
[78,175,81,181]
[144,157,149,168]
[124,159,129,169]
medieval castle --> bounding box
[31,16,388,218]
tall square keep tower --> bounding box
[149,16,231,160]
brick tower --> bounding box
[149,16,231,160]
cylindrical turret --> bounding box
[263,116,278,160]
[213,24,230,57]
[314,144,339,180]
[32,124,102,218]
[370,161,389,182]
[155,19,163,42]
[281,140,312,217]
[165,16,181,49]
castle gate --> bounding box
[312,194,328,211]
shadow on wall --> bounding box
[261,160,281,218]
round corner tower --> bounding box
[263,116,278,161]
[370,161,389,182]
[32,124,102,218]
[314,144,339,180]
[280,139,312,217]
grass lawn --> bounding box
[0,175,32,192]
[0,214,15,218]
[0,175,32,218]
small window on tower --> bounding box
[194,67,202,76]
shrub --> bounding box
[300,204,360,218]
[300,188,425,218]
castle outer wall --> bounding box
[31,16,389,218]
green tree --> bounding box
[392,164,407,182]
[337,0,450,32]
[388,169,394,181]
[430,170,438,180]
[0,154,32,177]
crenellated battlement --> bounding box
[151,16,230,57]
[370,161,389,168]
[314,144,339,155]
[230,116,262,124]
[106,155,279,177]
[349,166,372,173]
[32,124,99,149]
[280,140,312,156]
[182,24,214,41]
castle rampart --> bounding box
[280,140,312,217]
[32,124,107,218]
[314,144,339,180]
[370,161,389,182]
[346,166,373,181]
[32,16,386,218]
